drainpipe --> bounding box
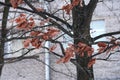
[45,41,50,80]
[38,0,50,79]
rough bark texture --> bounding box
[72,0,98,80]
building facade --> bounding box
[0,0,120,80]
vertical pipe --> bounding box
[38,0,50,79]
[45,41,50,80]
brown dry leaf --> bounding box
[57,45,75,63]
[85,47,94,57]
[15,16,26,24]
[74,42,94,57]
[97,42,107,53]
[72,0,80,6]
[16,21,28,29]
[42,33,49,40]
[23,39,31,48]
[30,31,40,36]
[62,0,82,14]
[10,0,18,8]
[49,44,57,52]
[62,4,73,14]
[88,58,96,68]
[31,38,42,48]
[28,21,35,29]
[47,28,60,38]
[98,47,106,53]
[98,42,107,47]
[10,0,23,8]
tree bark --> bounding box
[72,0,98,80]
[0,0,9,77]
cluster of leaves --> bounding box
[97,37,120,54]
[57,43,75,63]
[107,37,120,52]
[14,14,60,48]
[62,0,83,14]
[15,13,35,30]
[56,39,120,68]
[9,0,120,68]
[10,0,44,12]
[88,38,120,67]
[75,42,94,57]
[13,13,120,68]
[97,42,107,53]
[13,12,97,67]
[56,42,95,68]
[23,28,60,48]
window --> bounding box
[90,19,106,51]
[90,19,106,41]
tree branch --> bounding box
[4,48,25,56]
[0,1,73,37]
[96,50,120,61]
[24,0,72,29]
[4,48,35,63]
[93,31,120,41]
[4,55,39,63]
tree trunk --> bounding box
[0,44,4,76]
[72,1,97,80]
[0,0,10,77]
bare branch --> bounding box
[0,1,73,37]
[35,58,76,79]
[93,31,120,41]
[4,55,39,63]
[96,50,120,61]
[4,48,25,56]
[4,48,35,63]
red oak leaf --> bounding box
[88,58,96,68]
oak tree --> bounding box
[0,0,120,80]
